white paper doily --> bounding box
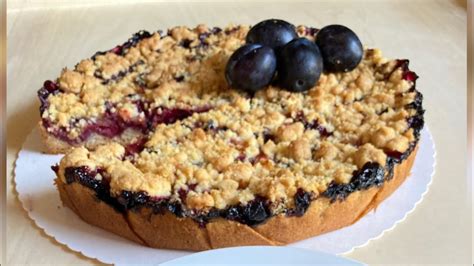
[15,127,435,265]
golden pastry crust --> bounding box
[55,145,417,250]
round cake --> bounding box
[38,22,424,250]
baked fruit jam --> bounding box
[43,21,424,229]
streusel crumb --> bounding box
[53,24,421,215]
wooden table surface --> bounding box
[6,0,471,265]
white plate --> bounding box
[14,127,435,265]
[161,246,364,265]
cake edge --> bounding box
[38,121,144,154]
[54,145,418,251]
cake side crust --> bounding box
[55,145,418,250]
[254,145,418,243]
[39,122,144,154]
[57,180,146,245]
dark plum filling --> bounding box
[194,119,220,131]
[305,27,319,36]
[82,111,144,137]
[164,202,185,217]
[224,26,240,35]
[124,138,147,156]
[42,104,209,146]
[116,190,149,209]
[167,26,223,51]
[63,166,126,212]
[51,164,59,173]
[225,196,271,225]
[294,112,332,137]
[182,27,222,55]
[92,30,152,60]
[305,120,332,137]
[323,162,385,202]
[403,70,418,82]
[387,61,424,163]
[41,109,146,145]
[262,130,276,143]
[194,196,272,227]
[287,188,313,217]
[406,91,424,138]
[179,39,193,49]
[174,75,185,82]
[177,188,189,202]
[38,80,62,114]
[394,60,420,91]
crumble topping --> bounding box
[52,24,421,215]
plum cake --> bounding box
[39,20,424,250]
